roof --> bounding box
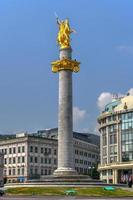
[0,128,100,146]
[102,95,133,114]
[36,128,100,146]
[114,96,133,112]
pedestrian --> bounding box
[128,175,132,188]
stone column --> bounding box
[113,169,118,184]
[106,126,109,164]
[106,170,109,184]
[54,48,77,176]
[100,132,103,165]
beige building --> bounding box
[98,95,133,184]
[0,152,4,186]
[0,129,99,183]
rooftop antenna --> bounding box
[112,93,118,99]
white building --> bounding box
[0,152,4,186]
[0,129,99,183]
[98,95,133,184]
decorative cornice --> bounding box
[51,58,80,73]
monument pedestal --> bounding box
[53,167,78,176]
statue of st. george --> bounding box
[56,18,74,49]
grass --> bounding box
[6,187,133,197]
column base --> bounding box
[53,167,78,177]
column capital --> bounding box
[51,58,80,73]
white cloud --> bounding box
[97,92,112,111]
[128,88,133,95]
[94,124,100,135]
[116,45,133,55]
[73,106,87,124]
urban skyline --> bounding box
[0,0,133,134]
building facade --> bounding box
[0,152,4,186]
[98,95,133,184]
[0,129,99,183]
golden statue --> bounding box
[51,16,80,73]
[57,18,74,49]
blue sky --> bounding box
[0,0,133,134]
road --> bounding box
[1,197,133,200]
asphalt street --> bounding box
[1,197,133,200]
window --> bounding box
[30,157,33,163]
[13,168,15,175]
[22,168,24,175]
[35,147,38,153]
[4,169,6,176]
[22,146,25,153]
[88,161,91,166]
[41,169,43,175]
[4,158,7,164]
[80,160,83,164]
[45,148,47,154]
[54,159,56,164]
[9,168,11,175]
[9,158,12,164]
[88,153,91,158]
[35,168,38,174]
[18,168,20,175]
[13,157,16,164]
[103,133,107,146]
[30,168,33,175]
[18,147,21,153]
[30,146,33,153]
[103,147,107,156]
[48,148,51,154]
[48,158,51,164]
[13,147,16,154]
[103,158,107,164]
[121,112,133,162]
[41,148,43,154]
[48,169,51,175]
[108,169,113,175]
[110,134,117,144]
[92,154,95,158]
[35,157,38,163]
[84,152,87,157]
[110,146,117,155]
[22,157,25,163]
[18,157,20,163]
[110,156,117,163]
[0,149,3,153]
[45,169,47,175]
[84,160,87,165]
[54,149,57,155]
[9,148,12,154]
[102,170,106,176]
[80,168,83,173]
[75,149,79,155]
[109,125,117,133]
[41,157,43,163]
